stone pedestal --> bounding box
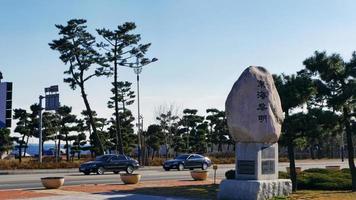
[218,179,292,200]
[217,142,292,200]
[235,143,278,180]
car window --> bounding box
[110,155,127,161]
[110,156,119,161]
[95,155,111,161]
[190,155,203,159]
[175,154,189,160]
[117,155,127,160]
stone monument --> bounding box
[218,66,292,200]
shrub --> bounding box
[42,156,62,162]
[0,158,81,170]
[206,152,235,158]
[278,157,289,162]
[147,157,165,166]
[225,169,235,179]
[210,157,235,164]
[279,171,289,179]
[302,168,329,174]
[297,168,351,190]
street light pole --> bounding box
[134,66,143,164]
[121,56,157,165]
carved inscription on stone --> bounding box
[262,160,275,174]
[237,160,255,175]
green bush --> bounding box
[225,169,235,179]
[279,168,351,190]
[302,168,329,174]
[278,171,289,179]
[341,168,350,173]
[297,168,351,190]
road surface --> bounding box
[0,160,349,190]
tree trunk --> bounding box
[310,145,315,159]
[285,109,297,191]
[90,150,94,159]
[24,136,29,156]
[57,138,61,161]
[113,54,123,154]
[42,140,44,157]
[288,141,297,191]
[343,106,356,191]
[65,133,69,161]
[165,144,169,160]
[18,135,25,163]
[218,141,222,152]
[80,85,104,155]
[78,148,81,160]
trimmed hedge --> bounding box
[280,168,351,190]
[298,168,351,190]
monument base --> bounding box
[218,179,292,200]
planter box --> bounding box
[326,165,341,171]
[120,173,141,184]
[41,177,64,189]
[286,167,302,174]
[191,170,209,181]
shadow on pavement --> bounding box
[92,183,219,200]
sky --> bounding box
[1,0,356,141]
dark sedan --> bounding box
[79,154,139,175]
[163,154,212,171]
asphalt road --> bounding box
[0,160,349,190]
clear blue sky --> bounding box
[1,0,356,139]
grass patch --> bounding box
[290,190,356,200]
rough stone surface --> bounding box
[218,179,292,200]
[225,66,284,143]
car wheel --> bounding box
[202,163,208,170]
[126,165,134,174]
[164,167,170,171]
[178,163,184,171]
[84,172,90,175]
[113,171,119,174]
[189,168,194,170]
[97,167,105,175]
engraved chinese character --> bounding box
[258,115,267,123]
[257,80,265,89]
[257,91,267,99]
[257,103,267,111]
